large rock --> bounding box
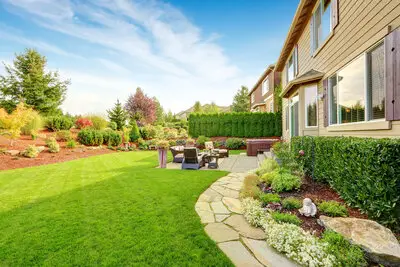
[5,150,20,156]
[319,216,400,266]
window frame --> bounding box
[251,93,255,103]
[304,84,318,128]
[311,0,332,53]
[286,54,295,84]
[328,40,386,126]
[262,77,269,95]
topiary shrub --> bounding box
[318,201,348,217]
[22,145,39,158]
[55,130,72,141]
[45,116,73,131]
[282,197,302,210]
[77,129,103,146]
[225,138,244,149]
[271,211,301,225]
[46,137,60,153]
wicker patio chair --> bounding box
[181,147,205,170]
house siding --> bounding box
[250,70,281,111]
[282,0,400,140]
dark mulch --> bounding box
[277,176,368,236]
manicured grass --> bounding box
[0,151,233,266]
[229,150,246,155]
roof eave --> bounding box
[280,73,324,98]
[248,64,276,96]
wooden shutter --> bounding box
[294,44,299,76]
[310,16,314,55]
[331,0,339,29]
[385,29,400,121]
[323,79,329,127]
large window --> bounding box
[287,54,294,83]
[262,77,269,95]
[305,85,318,127]
[251,93,255,103]
[311,0,332,52]
[328,42,385,125]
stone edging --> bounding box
[195,173,297,267]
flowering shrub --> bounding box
[241,198,269,227]
[22,145,39,158]
[75,118,93,129]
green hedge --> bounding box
[291,136,400,229]
[188,112,281,137]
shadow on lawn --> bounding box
[0,152,232,266]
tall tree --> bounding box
[152,97,164,124]
[0,48,70,114]
[125,87,156,124]
[204,102,220,113]
[231,86,250,112]
[107,99,127,130]
[193,101,202,113]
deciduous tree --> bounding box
[125,88,156,124]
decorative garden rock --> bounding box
[5,150,20,156]
[319,216,400,266]
[298,198,317,217]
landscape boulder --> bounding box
[5,150,20,156]
[319,215,400,266]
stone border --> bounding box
[195,173,297,267]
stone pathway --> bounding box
[195,172,297,267]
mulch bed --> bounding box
[0,130,116,171]
[276,176,368,237]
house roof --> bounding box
[248,64,275,96]
[250,102,266,110]
[275,0,318,71]
[280,69,324,97]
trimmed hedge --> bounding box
[77,129,103,146]
[188,112,281,137]
[291,136,400,229]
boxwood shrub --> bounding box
[77,129,103,146]
[45,116,74,131]
[102,130,122,147]
[291,136,400,229]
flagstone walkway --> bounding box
[195,172,297,267]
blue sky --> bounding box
[0,0,298,115]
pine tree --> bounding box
[0,48,70,114]
[107,100,127,130]
[231,86,250,112]
[193,101,202,113]
[129,119,141,142]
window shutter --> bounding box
[331,0,339,29]
[385,29,400,121]
[310,16,314,55]
[294,44,299,76]
[323,79,329,127]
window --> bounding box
[285,105,289,131]
[269,101,274,113]
[328,42,385,125]
[262,77,269,95]
[305,85,318,127]
[251,93,255,103]
[311,0,332,52]
[287,54,294,83]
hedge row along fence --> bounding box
[291,136,400,229]
[188,112,282,138]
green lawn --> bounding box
[0,151,233,266]
[229,150,246,155]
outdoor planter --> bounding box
[158,148,168,168]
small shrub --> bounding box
[87,115,107,130]
[77,129,103,146]
[139,126,149,140]
[156,140,169,149]
[186,138,195,146]
[138,138,148,150]
[21,111,43,135]
[178,128,188,138]
[225,138,244,149]
[108,121,117,130]
[321,230,367,267]
[256,158,279,176]
[240,174,261,199]
[176,139,186,146]
[168,140,177,147]
[214,140,224,148]
[271,168,301,193]
[242,198,269,227]
[196,135,210,146]
[66,139,76,149]
[45,116,73,131]
[164,128,178,139]
[260,193,280,204]
[129,120,140,142]
[46,137,60,153]
[282,197,302,210]
[75,117,93,129]
[271,211,301,225]
[122,127,130,143]
[56,130,72,141]
[319,201,348,217]
[260,171,276,186]
[22,145,39,158]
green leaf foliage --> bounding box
[129,120,140,142]
[259,193,280,204]
[318,201,348,217]
[77,129,104,146]
[107,100,127,131]
[282,197,302,210]
[291,136,400,229]
[45,116,73,131]
[188,112,281,138]
[271,211,301,225]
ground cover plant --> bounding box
[0,151,233,266]
[271,211,302,225]
[318,201,348,217]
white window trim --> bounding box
[328,40,385,126]
[304,84,318,128]
[262,77,269,95]
[251,93,255,103]
[311,0,333,53]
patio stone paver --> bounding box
[195,166,298,266]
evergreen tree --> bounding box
[231,86,250,112]
[204,102,220,113]
[153,97,165,124]
[129,119,141,142]
[193,101,202,113]
[107,100,127,130]
[0,48,70,114]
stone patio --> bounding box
[195,172,298,267]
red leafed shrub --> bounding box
[76,118,93,129]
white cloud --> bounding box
[2,0,254,114]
